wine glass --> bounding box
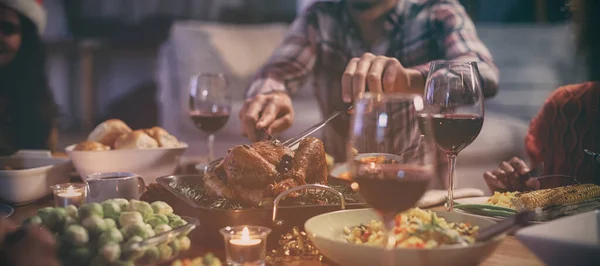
[188,73,231,163]
[419,60,484,211]
[347,92,435,266]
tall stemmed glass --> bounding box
[347,93,435,266]
[188,73,231,163]
[419,61,485,211]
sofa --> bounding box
[156,21,579,194]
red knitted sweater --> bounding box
[526,82,600,187]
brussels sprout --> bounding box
[150,201,174,215]
[121,224,152,239]
[119,211,144,228]
[100,242,121,262]
[153,224,172,234]
[79,203,103,219]
[37,207,54,221]
[64,224,89,246]
[203,253,223,266]
[67,247,93,266]
[169,240,181,255]
[41,207,67,232]
[169,218,188,228]
[102,201,121,220]
[166,214,181,223]
[157,244,173,261]
[145,224,156,238]
[121,236,145,261]
[65,205,78,219]
[98,227,124,246]
[178,236,191,251]
[110,198,130,210]
[82,215,108,235]
[88,255,106,266]
[112,260,135,266]
[145,214,169,228]
[22,215,43,226]
[140,246,160,263]
[104,218,117,229]
[126,200,154,219]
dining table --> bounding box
[9,197,545,266]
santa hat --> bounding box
[0,0,46,34]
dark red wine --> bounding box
[189,110,230,133]
[417,114,431,137]
[429,114,483,154]
[353,163,430,214]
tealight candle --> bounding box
[51,183,86,207]
[220,225,271,266]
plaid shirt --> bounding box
[245,0,499,189]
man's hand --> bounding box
[341,53,423,102]
[483,157,541,193]
[0,221,60,266]
[239,92,294,142]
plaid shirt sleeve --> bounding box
[410,0,499,98]
[245,9,318,99]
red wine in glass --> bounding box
[418,114,483,154]
[429,114,483,154]
[354,163,430,215]
[189,110,230,134]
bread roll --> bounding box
[74,141,111,151]
[144,126,181,148]
[88,119,132,147]
[114,130,159,149]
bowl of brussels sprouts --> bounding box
[22,199,198,265]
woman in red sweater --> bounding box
[484,0,600,192]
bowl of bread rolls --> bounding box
[65,119,188,184]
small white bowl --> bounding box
[66,143,188,184]
[305,208,504,266]
[0,150,72,205]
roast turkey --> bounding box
[203,137,328,206]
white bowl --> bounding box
[305,208,504,266]
[66,143,188,184]
[516,210,600,266]
[0,150,72,205]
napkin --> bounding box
[417,188,485,208]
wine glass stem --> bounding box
[207,134,215,162]
[382,215,396,266]
[446,154,457,212]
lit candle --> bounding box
[230,227,262,246]
[52,183,86,207]
[221,225,271,266]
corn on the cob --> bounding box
[552,184,600,206]
[511,184,600,210]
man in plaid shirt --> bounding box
[239,0,498,188]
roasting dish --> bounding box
[156,174,365,247]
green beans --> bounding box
[453,202,517,217]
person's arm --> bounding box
[244,6,319,99]
[410,0,499,98]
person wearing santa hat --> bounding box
[0,0,59,156]
[0,1,59,265]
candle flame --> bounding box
[241,227,250,241]
[66,185,76,194]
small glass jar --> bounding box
[50,183,86,207]
[220,225,271,266]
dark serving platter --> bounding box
[156,174,365,248]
